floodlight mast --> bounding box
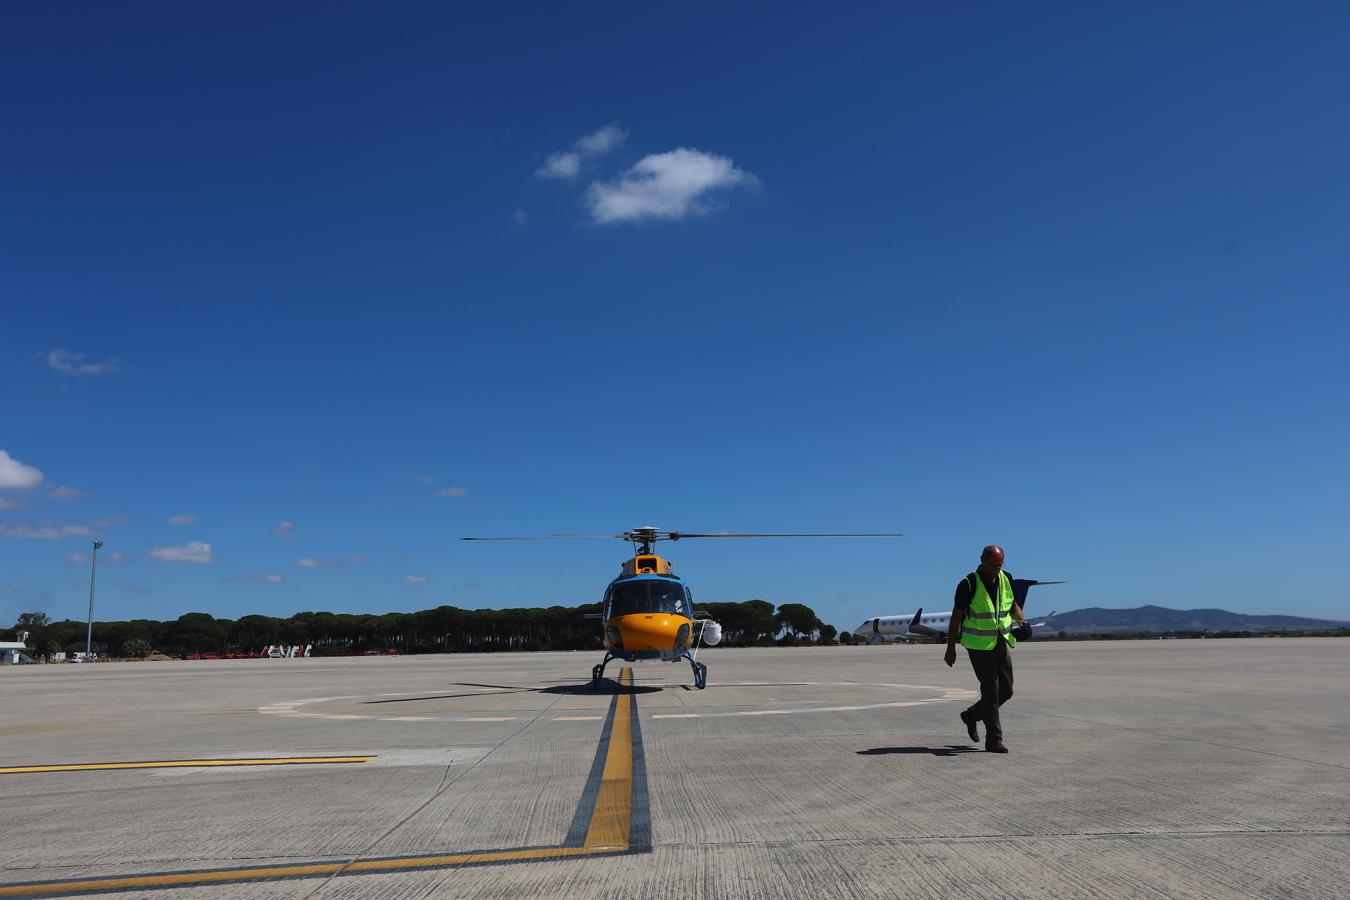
[85,540,103,658]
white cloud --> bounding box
[167,513,197,525]
[513,208,529,226]
[537,124,628,180]
[65,553,84,564]
[435,486,468,497]
[404,575,428,585]
[0,496,24,510]
[297,554,363,568]
[49,485,86,500]
[106,551,124,562]
[117,582,152,594]
[416,474,437,485]
[149,541,214,564]
[269,520,296,539]
[0,450,44,489]
[586,148,757,224]
[575,124,627,156]
[92,516,128,527]
[230,572,285,585]
[538,151,581,180]
[1,524,93,539]
[48,349,118,375]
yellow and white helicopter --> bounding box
[463,526,900,690]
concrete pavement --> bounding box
[1,639,1347,898]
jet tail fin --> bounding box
[1011,579,1067,610]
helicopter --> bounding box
[462,526,901,690]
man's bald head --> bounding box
[979,545,1005,575]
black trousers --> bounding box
[964,639,1014,744]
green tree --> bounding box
[16,612,50,629]
[775,603,823,640]
[122,637,152,658]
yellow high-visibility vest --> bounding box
[960,570,1017,650]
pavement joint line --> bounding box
[1021,709,1350,772]
[648,689,971,719]
[657,827,1350,850]
[0,669,651,897]
[0,757,375,776]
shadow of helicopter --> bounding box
[362,681,660,705]
[856,745,980,757]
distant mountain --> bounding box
[1042,605,1348,634]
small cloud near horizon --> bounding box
[49,485,87,500]
[269,520,296,539]
[48,349,119,375]
[297,554,363,569]
[149,541,214,564]
[436,486,468,497]
[167,513,198,525]
[404,575,429,585]
[2,524,93,539]
[230,572,285,585]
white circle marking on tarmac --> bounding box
[256,682,976,723]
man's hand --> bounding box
[944,644,956,667]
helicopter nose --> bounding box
[612,614,683,652]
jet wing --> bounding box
[906,608,948,641]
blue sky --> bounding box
[3,3,1348,630]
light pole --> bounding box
[86,540,103,658]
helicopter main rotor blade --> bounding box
[665,532,903,539]
[460,535,614,541]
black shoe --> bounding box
[960,710,979,743]
[986,742,1008,753]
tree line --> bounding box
[7,600,848,659]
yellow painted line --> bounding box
[0,846,628,897]
[0,756,374,775]
[584,668,633,849]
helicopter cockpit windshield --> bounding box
[607,578,690,617]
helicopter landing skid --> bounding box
[682,650,708,690]
[592,653,619,691]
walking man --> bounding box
[944,545,1027,753]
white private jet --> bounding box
[854,578,1064,644]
